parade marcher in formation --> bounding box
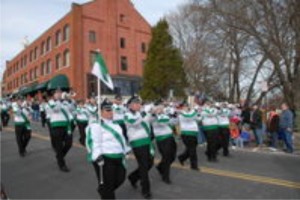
[177,101,200,170]
[151,104,177,184]
[125,96,154,199]
[201,102,219,162]
[76,100,89,146]
[62,92,77,133]
[48,89,73,172]
[45,95,56,150]
[85,99,128,199]
[86,97,99,122]
[12,97,32,157]
[40,97,47,127]
[0,100,10,127]
[216,103,231,157]
[112,95,128,141]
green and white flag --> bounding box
[92,52,114,90]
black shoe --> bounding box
[191,166,200,171]
[156,165,162,175]
[142,192,152,199]
[19,152,26,157]
[178,156,184,166]
[59,165,70,172]
[128,177,137,189]
[162,178,172,184]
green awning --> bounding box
[34,81,49,91]
[47,74,70,90]
[19,83,38,95]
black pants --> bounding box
[128,145,154,195]
[1,111,10,127]
[178,135,198,169]
[217,127,230,156]
[15,125,31,154]
[118,123,128,142]
[156,137,176,181]
[204,129,219,161]
[51,127,73,167]
[40,111,46,127]
[77,122,88,146]
[47,120,56,150]
[92,157,126,199]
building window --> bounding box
[29,69,33,81]
[16,61,19,71]
[41,42,45,55]
[141,42,146,53]
[56,54,62,69]
[63,49,70,67]
[24,72,28,83]
[120,14,125,22]
[40,62,45,76]
[46,37,52,51]
[46,59,52,74]
[24,55,27,67]
[89,31,96,43]
[63,24,70,41]
[34,47,38,59]
[120,38,126,48]
[29,50,33,62]
[55,30,62,46]
[121,56,128,71]
[34,66,38,79]
[89,51,97,68]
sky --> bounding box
[0,0,186,81]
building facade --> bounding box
[2,0,151,99]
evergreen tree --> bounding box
[140,19,187,100]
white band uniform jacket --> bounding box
[85,119,129,162]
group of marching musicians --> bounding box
[4,88,237,199]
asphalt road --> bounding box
[1,121,300,199]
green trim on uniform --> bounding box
[202,125,219,131]
[130,137,151,148]
[103,153,124,159]
[113,119,124,124]
[86,127,93,162]
[181,130,198,136]
[124,115,136,124]
[157,118,170,123]
[14,122,26,126]
[181,111,197,118]
[155,134,173,142]
[50,121,68,128]
[218,124,229,128]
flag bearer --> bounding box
[48,89,73,172]
[125,96,154,199]
[85,99,128,199]
[12,97,32,157]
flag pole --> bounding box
[96,49,104,185]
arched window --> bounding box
[46,37,52,51]
[63,24,70,41]
[63,49,70,67]
[55,30,61,46]
[56,53,61,69]
[46,59,52,74]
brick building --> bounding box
[1,0,151,100]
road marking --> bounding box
[3,127,300,190]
